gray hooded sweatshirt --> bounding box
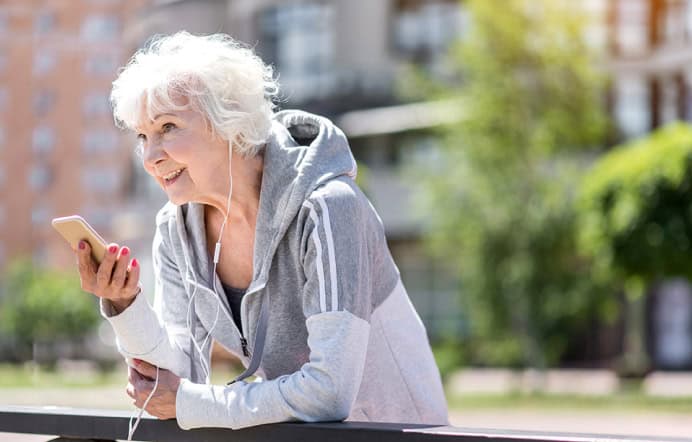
[102,110,449,429]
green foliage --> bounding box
[578,123,692,284]
[432,339,467,381]
[354,160,370,194]
[409,0,612,367]
[0,260,99,361]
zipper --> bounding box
[238,280,266,358]
[240,337,250,357]
[188,277,255,359]
[188,259,268,362]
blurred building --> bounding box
[0,0,150,273]
[119,0,692,344]
[608,0,692,140]
[4,0,692,355]
[119,0,469,340]
[607,0,692,370]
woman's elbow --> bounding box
[324,392,353,421]
[303,394,352,422]
[300,381,356,422]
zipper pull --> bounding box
[240,337,250,357]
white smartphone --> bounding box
[51,215,109,264]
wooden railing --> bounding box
[0,405,689,442]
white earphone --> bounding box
[128,139,235,441]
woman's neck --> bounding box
[207,149,264,227]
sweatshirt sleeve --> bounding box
[175,184,374,429]
[100,219,197,379]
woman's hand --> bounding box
[76,241,140,313]
[127,359,180,420]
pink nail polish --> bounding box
[109,245,117,254]
[122,248,129,256]
[132,258,138,268]
[78,241,85,250]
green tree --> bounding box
[410,0,612,368]
[0,260,99,363]
[578,123,692,374]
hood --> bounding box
[178,110,357,292]
[252,110,358,282]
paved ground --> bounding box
[449,409,692,439]
[1,387,691,440]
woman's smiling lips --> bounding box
[162,168,186,186]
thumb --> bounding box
[133,359,158,380]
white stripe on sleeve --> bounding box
[316,195,338,312]
[304,201,327,313]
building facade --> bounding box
[4,0,692,352]
[120,0,692,344]
[608,0,692,140]
[0,0,150,273]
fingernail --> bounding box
[121,247,129,256]
[109,245,117,254]
[78,241,85,250]
[132,258,138,268]
[133,358,141,365]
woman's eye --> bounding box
[161,122,176,133]
[136,133,146,141]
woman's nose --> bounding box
[142,140,166,168]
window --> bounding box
[393,246,463,340]
[81,15,120,42]
[32,126,55,154]
[80,205,113,230]
[34,11,55,37]
[29,165,53,190]
[81,168,120,194]
[33,49,57,75]
[614,75,651,138]
[82,129,118,153]
[393,0,466,63]
[399,135,444,171]
[582,0,608,50]
[259,3,335,102]
[652,279,692,368]
[33,245,48,266]
[660,75,680,124]
[31,204,51,226]
[684,72,692,122]
[662,0,687,46]
[33,90,55,116]
[84,53,119,76]
[615,0,649,56]
[83,92,111,117]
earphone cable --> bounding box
[127,365,160,441]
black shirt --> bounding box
[221,282,247,332]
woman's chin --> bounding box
[166,193,190,206]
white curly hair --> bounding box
[110,31,279,157]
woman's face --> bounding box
[136,105,230,206]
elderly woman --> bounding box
[75,31,448,430]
